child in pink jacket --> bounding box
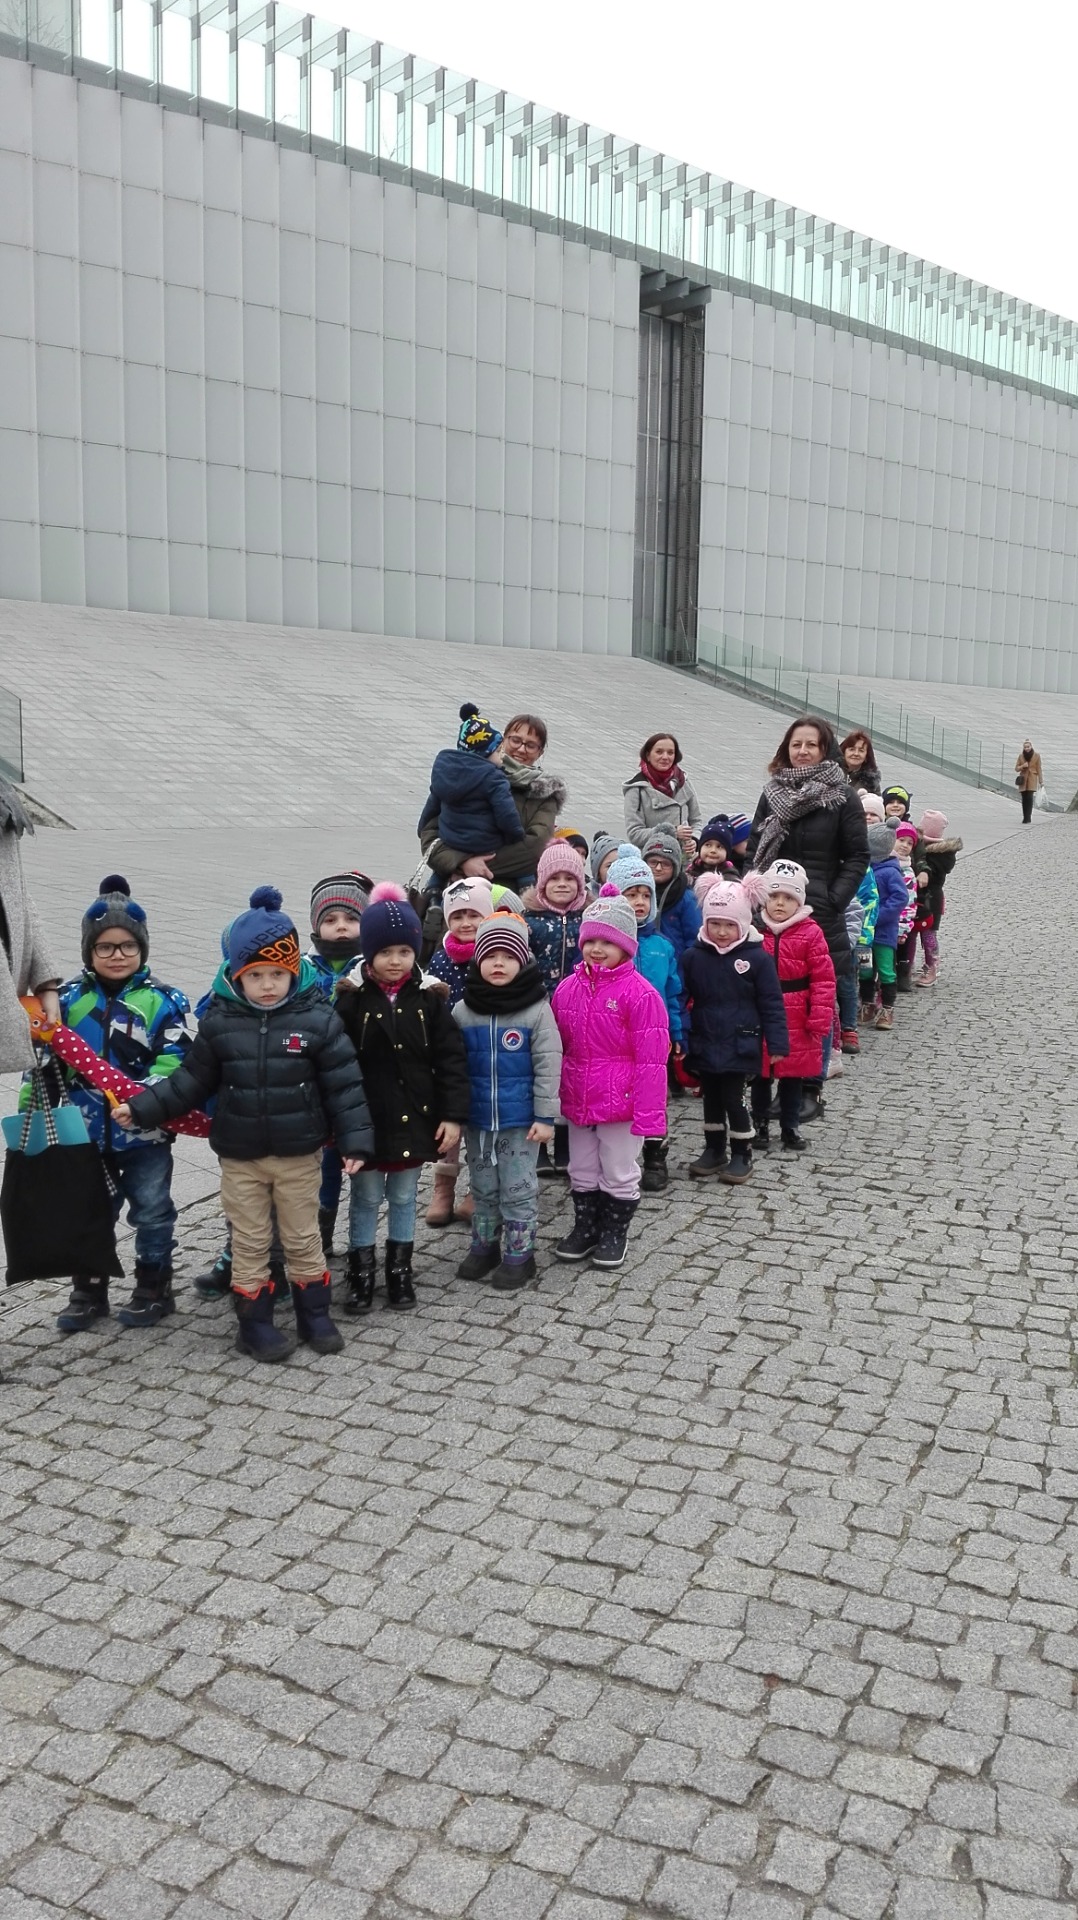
[551,885,669,1271]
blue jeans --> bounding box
[319,1146,343,1212]
[102,1143,176,1268]
[836,969,859,1032]
[349,1168,421,1246]
[466,1127,539,1260]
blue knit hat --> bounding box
[360,882,422,960]
[727,813,753,845]
[228,886,300,981]
[607,842,657,918]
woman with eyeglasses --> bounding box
[419,713,566,896]
[0,777,61,1073]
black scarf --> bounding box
[313,933,363,963]
[657,868,688,914]
[462,960,547,1015]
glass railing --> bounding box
[0,685,24,785]
[637,618,1036,803]
[3,0,1077,399]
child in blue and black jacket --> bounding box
[606,843,683,1194]
[862,822,908,1032]
[306,871,373,1258]
[643,827,703,962]
[523,840,587,1177]
[48,876,190,1336]
[417,703,524,861]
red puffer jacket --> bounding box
[759,912,836,1079]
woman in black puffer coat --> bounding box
[748,715,868,1114]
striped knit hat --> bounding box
[310,871,373,931]
[474,913,531,970]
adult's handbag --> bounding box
[1015,774,1023,787]
[1,1068,122,1284]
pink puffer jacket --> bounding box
[552,958,669,1137]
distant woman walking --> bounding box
[1014,739,1042,824]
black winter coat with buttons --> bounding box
[126,978,375,1162]
[334,968,471,1169]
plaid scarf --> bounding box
[752,761,847,872]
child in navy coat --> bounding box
[680,880,787,1186]
[418,703,524,860]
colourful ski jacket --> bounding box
[50,967,190,1152]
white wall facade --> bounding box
[698,292,1078,693]
[0,59,639,653]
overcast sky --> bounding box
[315,0,1078,323]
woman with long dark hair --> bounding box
[747,715,868,1119]
[623,732,702,852]
[839,728,881,795]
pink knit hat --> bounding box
[761,858,808,904]
[860,792,886,822]
[535,840,587,912]
[700,879,752,948]
[893,821,919,844]
[918,809,948,840]
[578,884,638,958]
[443,876,494,923]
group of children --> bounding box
[30,708,960,1364]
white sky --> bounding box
[312,0,1078,323]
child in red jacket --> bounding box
[747,861,835,1152]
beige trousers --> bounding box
[219,1153,324,1291]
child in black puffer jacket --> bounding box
[118,887,373,1364]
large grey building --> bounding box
[2,6,1077,690]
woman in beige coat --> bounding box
[1014,740,1043,824]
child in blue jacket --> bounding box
[643,827,703,960]
[47,877,191,1334]
[417,703,524,860]
[862,822,908,1033]
[523,840,587,1178]
[607,843,682,1193]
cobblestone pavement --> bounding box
[0,820,1073,1918]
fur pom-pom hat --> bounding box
[360,881,422,960]
[578,883,639,958]
[82,874,149,967]
[456,702,502,758]
[228,886,300,981]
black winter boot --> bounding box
[554,1191,603,1262]
[57,1276,110,1333]
[753,1118,771,1152]
[781,1126,807,1152]
[689,1132,728,1178]
[456,1241,502,1281]
[117,1262,175,1329]
[800,1085,826,1124]
[291,1276,344,1353]
[592,1196,638,1269]
[318,1206,337,1257]
[234,1285,296,1362]
[639,1139,669,1194]
[719,1141,753,1185]
[342,1245,377,1315]
[385,1241,416,1310]
[194,1247,232,1299]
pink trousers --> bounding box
[567,1121,641,1201]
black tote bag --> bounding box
[1,1068,123,1285]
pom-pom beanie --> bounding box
[607,842,657,917]
[360,881,422,960]
[457,702,502,758]
[578,884,638,958]
[867,822,897,862]
[698,815,737,854]
[228,886,300,980]
[443,876,495,924]
[536,840,587,912]
[82,875,150,967]
[310,871,373,932]
[860,792,886,822]
[474,913,532,970]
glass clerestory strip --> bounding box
[6,0,1077,400]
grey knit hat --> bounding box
[590,831,620,885]
[867,823,896,862]
[81,874,149,966]
[642,826,683,870]
[579,885,638,958]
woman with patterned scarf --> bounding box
[747,716,868,1119]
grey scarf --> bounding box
[752,761,847,872]
[503,753,543,789]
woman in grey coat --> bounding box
[0,782,60,1072]
[623,731,703,852]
